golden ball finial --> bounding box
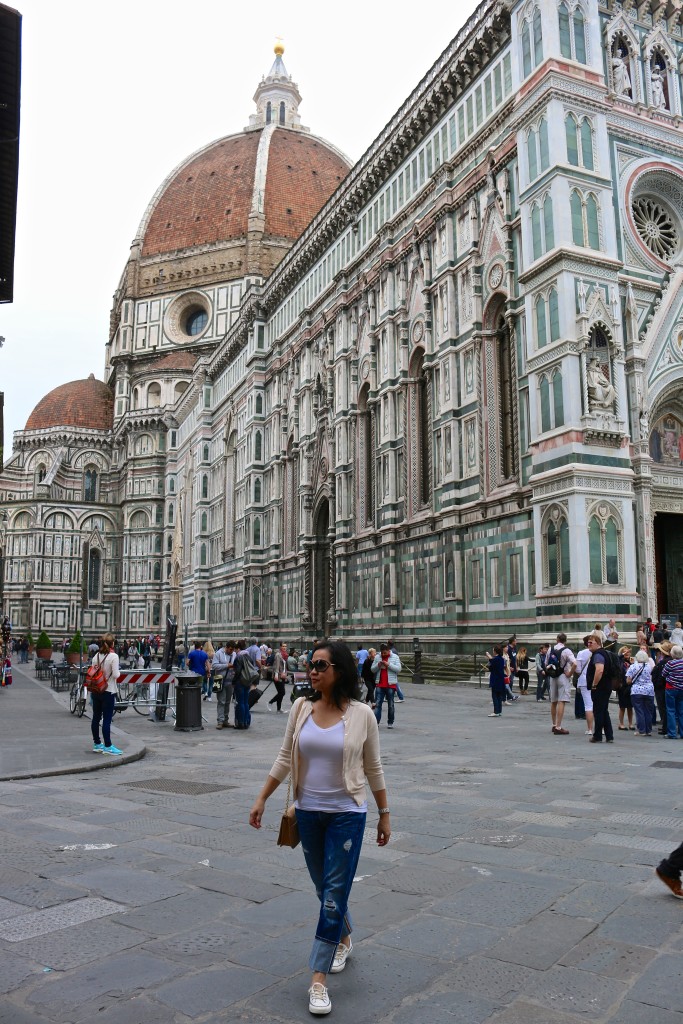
[274,39,285,57]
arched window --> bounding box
[202,444,209,462]
[155,505,163,525]
[88,549,101,602]
[266,101,272,124]
[535,295,547,347]
[199,596,206,620]
[147,382,161,407]
[546,512,570,586]
[253,517,261,546]
[589,512,621,584]
[254,479,262,503]
[565,114,579,165]
[559,2,587,63]
[255,394,263,415]
[527,129,538,181]
[174,381,189,402]
[167,535,172,552]
[417,359,430,505]
[279,101,285,125]
[153,561,161,581]
[538,118,549,172]
[522,6,543,78]
[201,475,208,499]
[201,512,207,532]
[168,504,174,525]
[580,119,594,170]
[84,468,98,503]
[531,194,554,260]
[154,535,162,554]
[571,190,600,249]
[539,369,564,432]
[446,558,455,597]
[254,431,262,462]
[358,384,375,528]
[169,478,175,493]
[36,463,46,485]
[253,587,261,616]
[497,315,515,481]
[526,118,549,184]
[200,543,207,566]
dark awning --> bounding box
[0,4,21,304]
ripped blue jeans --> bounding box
[295,809,367,974]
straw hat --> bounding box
[655,640,673,655]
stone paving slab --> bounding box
[6,916,150,970]
[153,963,280,1018]
[626,953,683,1012]
[525,964,628,1017]
[606,1001,683,1024]
[558,931,658,980]
[0,897,125,941]
[485,911,597,970]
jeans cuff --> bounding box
[309,937,338,974]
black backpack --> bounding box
[545,646,567,678]
[588,648,622,690]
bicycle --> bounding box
[116,677,152,716]
[69,676,87,717]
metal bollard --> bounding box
[174,672,204,732]
[412,636,425,684]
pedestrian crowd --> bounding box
[486,620,683,742]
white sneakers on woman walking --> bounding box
[308,982,332,1014]
[330,939,353,973]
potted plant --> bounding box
[36,631,52,660]
[66,630,87,665]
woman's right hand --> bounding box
[249,798,266,829]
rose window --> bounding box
[632,197,678,261]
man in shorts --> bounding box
[548,632,575,735]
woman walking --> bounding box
[268,643,288,713]
[250,640,390,1016]
[361,647,376,706]
[91,634,123,756]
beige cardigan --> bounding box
[269,697,386,807]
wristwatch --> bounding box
[378,807,390,815]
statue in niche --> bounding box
[651,64,666,109]
[578,278,588,315]
[612,49,632,96]
[466,420,476,467]
[587,357,617,411]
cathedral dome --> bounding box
[136,47,351,267]
[140,128,350,259]
[25,375,114,432]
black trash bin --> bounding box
[175,672,204,732]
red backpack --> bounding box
[85,655,108,694]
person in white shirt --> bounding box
[548,632,576,735]
[670,622,683,647]
[574,635,594,737]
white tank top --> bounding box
[296,717,366,813]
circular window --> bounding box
[163,290,212,344]
[632,197,678,261]
[185,308,208,336]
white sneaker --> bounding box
[330,940,352,973]
[206,696,213,702]
[308,982,332,1014]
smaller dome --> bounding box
[26,376,114,431]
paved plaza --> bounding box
[0,661,682,1023]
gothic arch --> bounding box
[482,294,517,487]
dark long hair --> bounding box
[309,640,361,708]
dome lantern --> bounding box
[249,42,306,133]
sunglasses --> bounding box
[310,659,335,672]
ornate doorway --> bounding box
[313,500,331,636]
[654,513,683,620]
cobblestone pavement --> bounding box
[0,664,682,1023]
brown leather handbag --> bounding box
[277,776,300,848]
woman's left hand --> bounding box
[377,814,391,846]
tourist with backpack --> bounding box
[586,632,620,743]
[545,633,576,735]
[233,639,259,729]
[89,633,123,756]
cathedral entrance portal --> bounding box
[313,500,331,636]
[654,513,683,622]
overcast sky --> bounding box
[1,0,480,446]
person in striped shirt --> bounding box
[662,645,683,739]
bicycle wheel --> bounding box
[131,684,150,716]
[69,684,77,714]
[76,688,87,717]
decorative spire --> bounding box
[248,42,308,133]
